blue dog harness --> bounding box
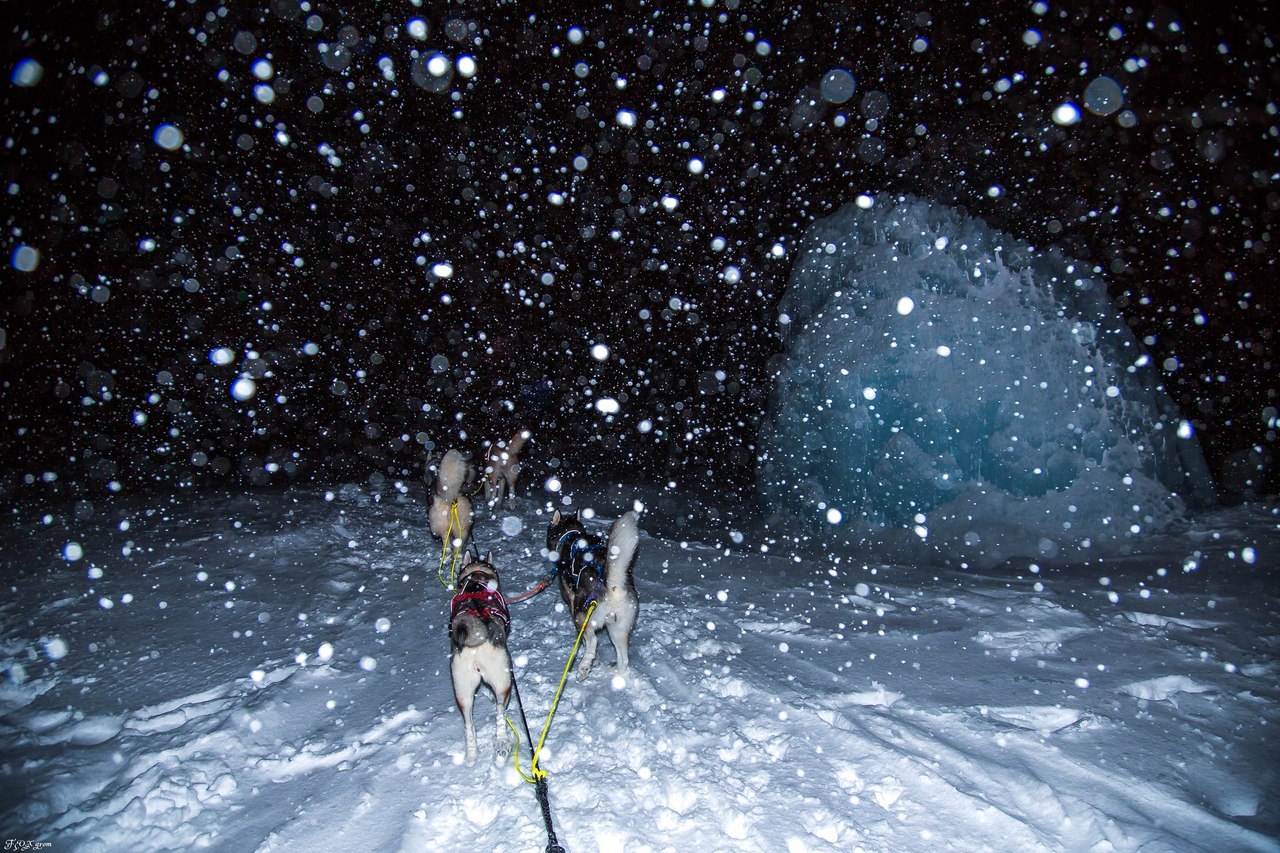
[553,528,605,607]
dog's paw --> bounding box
[465,747,478,766]
[576,663,595,682]
[495,738,514,759]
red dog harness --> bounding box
[450,570,510,628]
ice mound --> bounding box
[758,196,1214,566]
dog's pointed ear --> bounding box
[462,552,475,567]
[573,509,581,519]
[552,509,561,524]
[484,550,493,564]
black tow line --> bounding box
[510,672,567,853]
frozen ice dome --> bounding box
[759,196,1215,567]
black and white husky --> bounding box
[545,509,640,680]
[449,552,513,764]
[429,449,473,571]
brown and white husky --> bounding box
[449,552,513,764]
[545,509,640,680]
[482,429,529,509]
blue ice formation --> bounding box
[758,196,1215,563]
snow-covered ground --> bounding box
[2,484,1278,851]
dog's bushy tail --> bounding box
[436,448,469,499]
[605,510,639,588]
[507,429,530,456]
[423,450,443,488]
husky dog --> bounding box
[482,429,529,509]
[545,509,640,680]
[429,449,473,571]
[449,552,513,764]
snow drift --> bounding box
[758,196,1215,566]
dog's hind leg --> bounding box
[452,657,482,764]
[493,680,513,758]
[607,616,632,674]
[576,622,600,681]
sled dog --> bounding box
[449,552,513,764]
[429,448,473,571]
[483,429,529,509]
[545,509,640,679]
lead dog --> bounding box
[545,509,640,680]
[482,429,529,509]
[429,449,473,573]
[449,552,513,764]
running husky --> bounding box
[545,509,640,680]
[429,449,473,572]
[482,429,529,509]
[449,552,514,764]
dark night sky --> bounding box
[2,1,1277,507]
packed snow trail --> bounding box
[1,485,1277,851]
